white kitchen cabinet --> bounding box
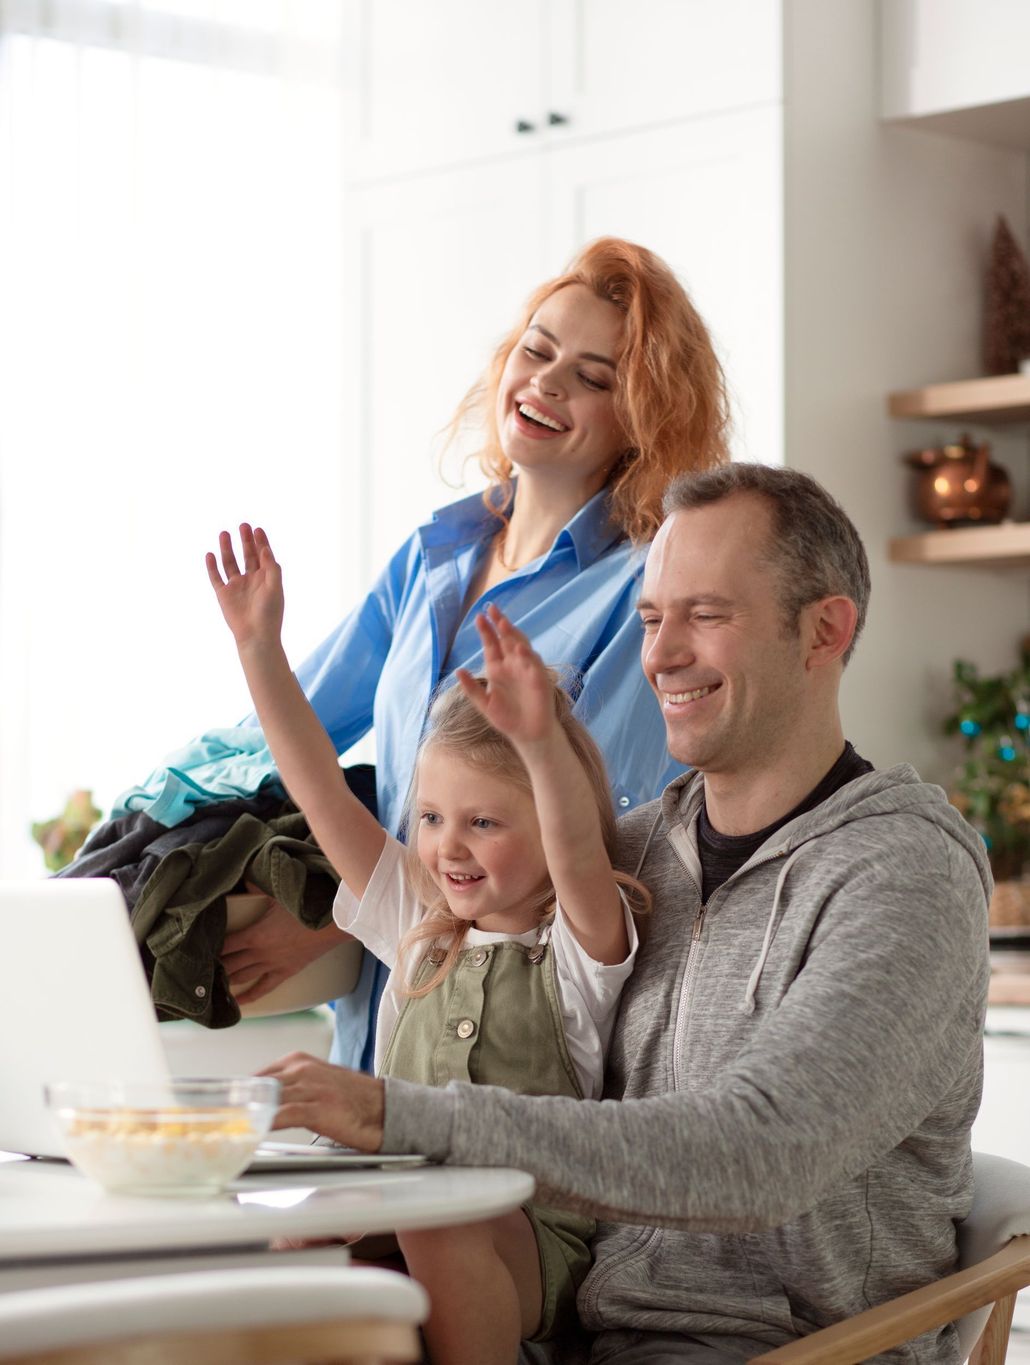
[880,0,1030,150]
[976,1009,1030,1357]
[975,1008,1030,1164]
[342,0,782,180]
[341,0,547,180]
[548,0,781,143]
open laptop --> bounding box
[0,879,423,1170]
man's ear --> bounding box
[803,596,858,670]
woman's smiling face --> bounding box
[495,283,627,496]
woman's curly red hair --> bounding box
[450,237,731,544]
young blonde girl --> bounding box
[207,522,647,1365]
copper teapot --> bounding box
[903,433,1011,527]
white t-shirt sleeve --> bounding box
[548,890,639,1100]
[331,833,423,971]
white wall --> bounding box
[784,0,1030,781]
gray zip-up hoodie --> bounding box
[383,765,991,1361]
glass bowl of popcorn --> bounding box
[45,1077,280,1196]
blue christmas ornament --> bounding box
[999,744,1017,762]
[981,832,993,850]
[1016,714,1030,731]
[959,719,981,736]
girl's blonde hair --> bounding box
[447,236,730,545]
[398,674,651,997]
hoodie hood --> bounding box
[656,762,994,909]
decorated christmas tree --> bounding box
[944,641,1030,881]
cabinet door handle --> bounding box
[547,111,570,126]
[515,118,536,134]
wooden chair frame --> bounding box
[2,1316,420,1365]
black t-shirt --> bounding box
[697,742,874,903]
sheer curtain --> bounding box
[0,0,355,874]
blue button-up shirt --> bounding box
[115,486,685,1066]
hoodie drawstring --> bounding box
[742,846,805,1015]
[634,801,805,1016]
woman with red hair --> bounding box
[118,237,730,1070]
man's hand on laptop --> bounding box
[258,1052,385,1152]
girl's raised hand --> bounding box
[455,603,556,747]
[206,523,283,648]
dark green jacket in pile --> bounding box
[130,807,338,1027]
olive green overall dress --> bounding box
[380,923,595,1341]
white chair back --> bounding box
[955,1151,1030,1359]
[0,1264,428,1362]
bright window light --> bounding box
[0,3,356,874]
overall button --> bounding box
[456,1019,476,1039]
[470,948,487,967]
[618,795,631,808]
[194,985,207,998]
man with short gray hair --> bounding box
[271,465,991,1363]
[661,461,872,662]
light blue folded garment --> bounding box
[112,727,285,828]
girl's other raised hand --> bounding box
[455,603,556,748]
[206,523,283,649]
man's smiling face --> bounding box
[638,493,810,775]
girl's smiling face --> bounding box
[414,745,550,934]
[495,283,627,498]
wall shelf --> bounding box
[888,523,1030,566]
[887,374,1030,424]
[888,377,1030,565]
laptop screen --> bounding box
[0,879,169,1158]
